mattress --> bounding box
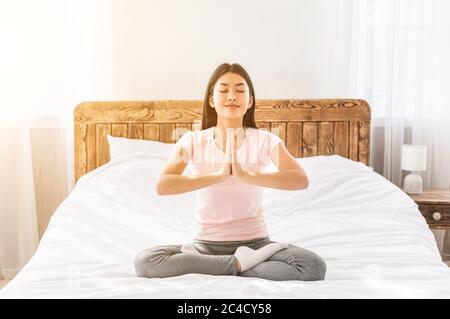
[1,154,450,298]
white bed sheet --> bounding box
[1,154,449,298]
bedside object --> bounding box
[401,144,427,194]
[409,189,450,265]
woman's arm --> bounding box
[241,169,308,190]
[156,173,225,195]
[156,145,230,195]
[237,141,309,190]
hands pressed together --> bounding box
[218,132,250,182]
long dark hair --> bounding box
[201,63,258,130]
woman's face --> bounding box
[209,72,253,120]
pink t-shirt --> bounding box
[173,126,283,241]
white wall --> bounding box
[1,0,354,116]
[1,0,356,193]
[97,0,354,100]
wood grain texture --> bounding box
[349,121,359,162]
[143,124,159,140]
[96,124,111,167]
[318,122,334,155]
[270,122,286,142]
[287,122,302,158]
[409,189,450,261]
[128,124,143,139]
[256,122,270,131]
[409,189,450,205]
[334,122,349,158]
[111,124,127,137]
[74,124,87,182]
[303,122,318,157]
[74,99,371,182]
[74,99,370,124]
[86,124,96,172]
[358,121,370,165]
[160,123,177,143]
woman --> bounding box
[134,63,326,281]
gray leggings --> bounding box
[134,237,326,281]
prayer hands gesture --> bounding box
[218,129,250,181]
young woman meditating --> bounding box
[134,63,326,281]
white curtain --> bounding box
[0,0,137,280]
[0,122,39,279]
[348,0,450,189]
[0,116,72,280]
[0,0,110,279]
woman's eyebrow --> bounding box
[219,83,245,86]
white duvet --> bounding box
[1,154,449,298]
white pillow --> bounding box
[106,135,175,161]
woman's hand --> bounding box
[217,134,232,181]
[231,134,250,181]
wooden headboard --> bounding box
[74,99,371,182]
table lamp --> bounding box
[401,144,427,194]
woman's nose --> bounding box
[227,95,237,101]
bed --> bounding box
[1,99,449,298]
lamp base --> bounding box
[403,172,423,194]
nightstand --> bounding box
[409,189,450,266]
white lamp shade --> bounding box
[401,144,427,171]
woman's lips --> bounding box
[225,104,239,108]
